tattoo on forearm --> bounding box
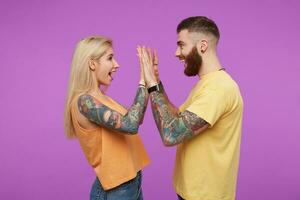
[126,86,149,126]
[151,90,208,146]
[78,87,148,134]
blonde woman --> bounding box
[64,36,150,200]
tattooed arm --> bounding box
[150,84,209,146]
[78,86,148,134]
[138,46,208,144]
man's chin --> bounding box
[184,73,197,77]
[184,70,196,77]
[184,65,200,77]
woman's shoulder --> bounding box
[71,92,100,130]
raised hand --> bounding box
[137,46,158,88]
[137,46,145,86]
[153,49,160,83]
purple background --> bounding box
[1,0,300,199]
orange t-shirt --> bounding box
[71,94,150,190]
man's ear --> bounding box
[89,60,96,71]
[197,39,208,54]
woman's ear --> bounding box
[89,60,96,71]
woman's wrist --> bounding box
[139,79,145,85]
[139,80,146,88]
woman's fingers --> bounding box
[137,47,144,72]
[137,47,143,70]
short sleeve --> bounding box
[185,89,227,127]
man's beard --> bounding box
[183,46,202,77]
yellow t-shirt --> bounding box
[173,70,243,200]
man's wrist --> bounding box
[148,81,163,94]
[147,81,158,88]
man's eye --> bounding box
[108,57,113,60]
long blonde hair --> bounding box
[64,36,112,139]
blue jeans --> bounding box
[90,171,143,200]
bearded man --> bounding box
[139,16,244,200]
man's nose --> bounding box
[175,48,181,57]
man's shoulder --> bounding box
[196,73,242,105]
[213,72,241,93]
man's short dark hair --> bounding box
[177,16,220,41]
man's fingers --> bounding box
[153,48,158,64]
[153,48,158,72]
[147,48,153,66]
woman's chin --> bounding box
[102,82,111,87]
[99,80,112,87]
[105,80,113,86]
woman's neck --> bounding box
[89,86,105,97]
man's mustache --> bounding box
[177,55,185,60]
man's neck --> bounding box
[198,53,222,77]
